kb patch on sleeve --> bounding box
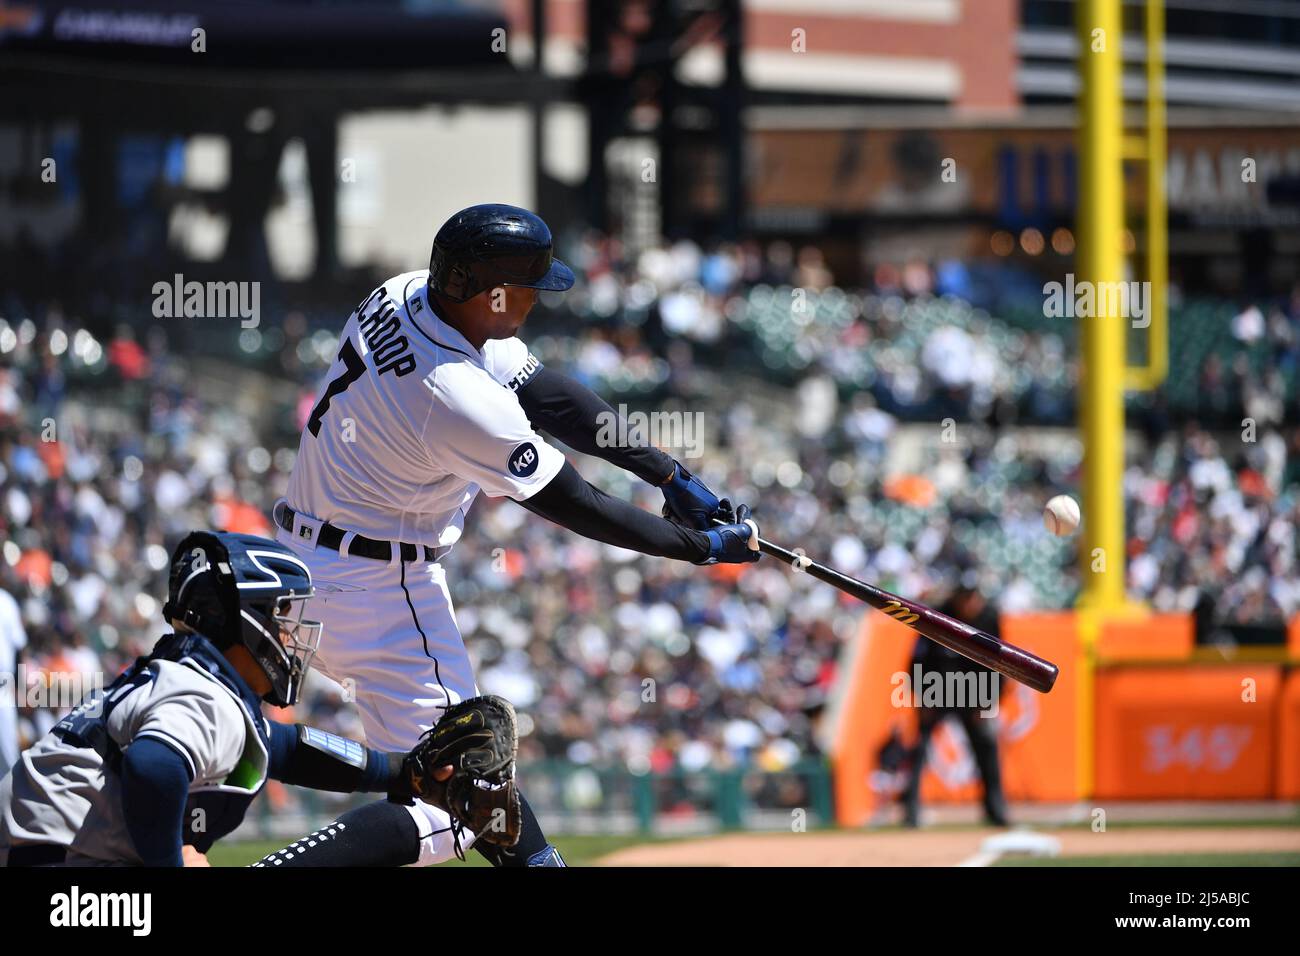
[508,441,540,478]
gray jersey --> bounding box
[0,657,267,865]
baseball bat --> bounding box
[722,521,1060,693]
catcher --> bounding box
[0,530,496,867]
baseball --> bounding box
[1043,495,1081,536]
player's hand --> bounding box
[182,845,210,867]
[696,502,761,565]
[660,461,726,530]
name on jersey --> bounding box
[355,287,416,378]
[505,352,543,391]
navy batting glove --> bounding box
[661,462,724,530]
[696,502,761,566]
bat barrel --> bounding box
[733,527,1060,694]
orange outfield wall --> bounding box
[1278,669,1300,799]
[831,611,1299,822]
[1093,665,1282,799]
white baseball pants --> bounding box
[274,523,478,867]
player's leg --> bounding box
[263,533,464,864]
[957,706,1008,826]
[251,793,566,867]
[473,793,566,867]
[360,562,564,865]
[252,799,420,867]
[901,708,941,827]
[261,549,560,865]
[339,560,565,865]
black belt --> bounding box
[276,505,442,563]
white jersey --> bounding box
[0,657,264,865]
[285,270,564,551]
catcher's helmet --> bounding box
[163,531,321,707]
[427,203,574,303]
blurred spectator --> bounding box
[0,587,27,780]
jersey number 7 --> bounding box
[308,339,366,437]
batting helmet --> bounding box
[163,531,321,707]
[427,203,575,303]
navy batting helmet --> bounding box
[427,203,575,303]
[163,531,321,707]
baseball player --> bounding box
[0,531,451,866]
[265,203,759,867]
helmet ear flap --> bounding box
[447,263,475,302]
[161,598,223,643]
[165,531,238,646]
[429,252,473,303]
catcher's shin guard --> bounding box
[252,800,419,867]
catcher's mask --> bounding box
[163,531,321,707]
[427,203,574,304]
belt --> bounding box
[276,504,443,563]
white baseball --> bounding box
[1043,494,1081,536]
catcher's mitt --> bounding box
[403,695,521,853]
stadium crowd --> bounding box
[1,236,1298,800]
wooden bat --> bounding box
[725,523,1059,693]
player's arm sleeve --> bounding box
[120,737,191,867]
[266,721,409,795]
[519,460,711,562]
[515,366,677,485]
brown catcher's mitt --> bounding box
[403,695,521,852]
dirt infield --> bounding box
[597,827,1300,867]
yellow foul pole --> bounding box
[1076,0,1127,614]
[1075,0,1132,799]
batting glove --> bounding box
[661,461,725,530]
[696,502,761,565]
